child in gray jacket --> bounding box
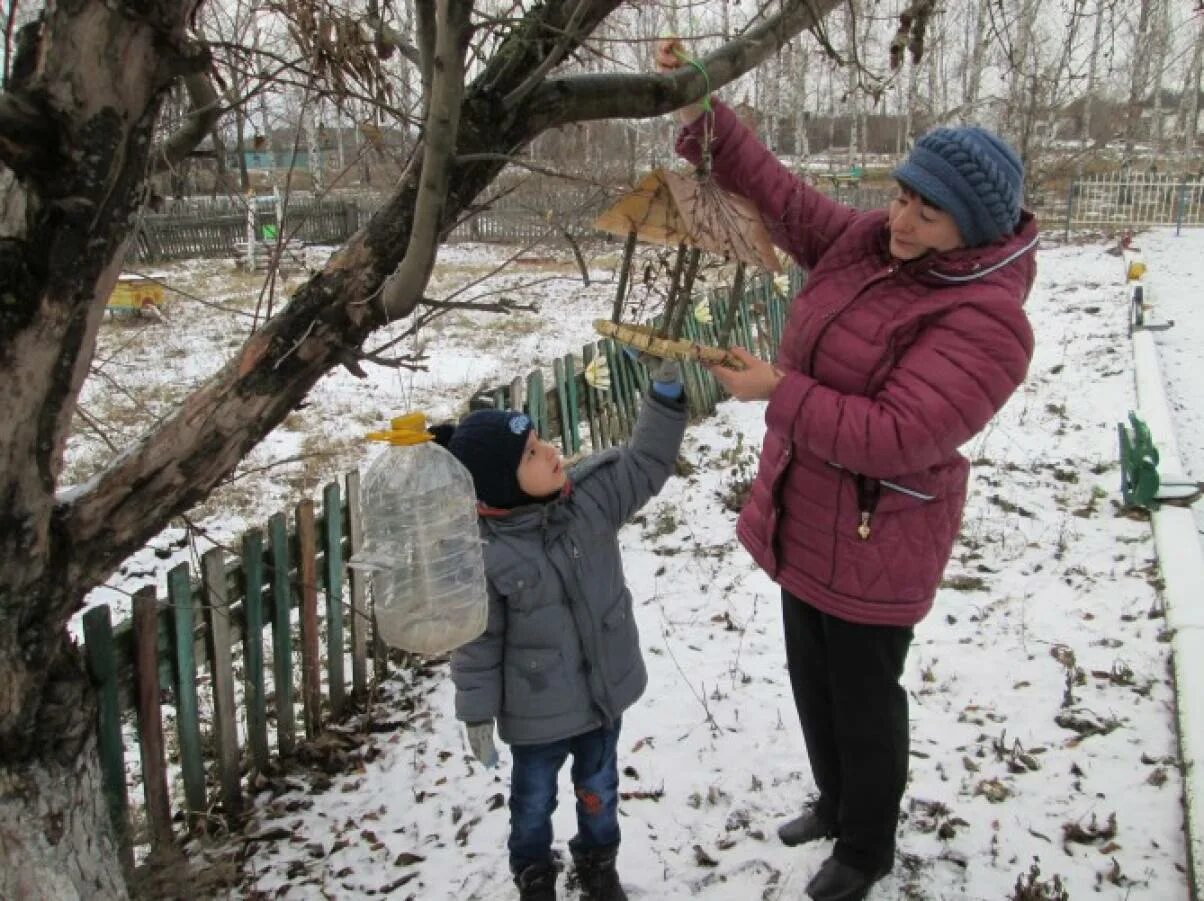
[437,357,687,901]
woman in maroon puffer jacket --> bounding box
[658,40,1037,901]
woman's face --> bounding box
[886,186,964,260]
[516,430,566,498]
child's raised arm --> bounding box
[570,389,688,532]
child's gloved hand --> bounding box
[622,346,683,400]
[466,720,498,768]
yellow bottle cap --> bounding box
[365,412,435,445]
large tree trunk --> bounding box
[0,733,127,900]
[0,0,844,891]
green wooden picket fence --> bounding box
[80,265,800,859]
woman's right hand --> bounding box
[655,36,707,125]
[655,37,685,72]
[706,347,784,401]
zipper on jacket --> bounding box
[826,461,935,501]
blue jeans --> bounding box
[508,721,621,874]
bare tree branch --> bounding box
[523,0,844,128]
[367,14,421,68]
[154,70,222,173]
[378,0,472,320]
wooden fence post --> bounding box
[565,353,581,454]
[526,369,546,438]
[268,512,296,756]
[346,471,370,701]
[509,376,525,414]
[600,340,628,441]
[580,344,604,452]
[82,605,132,869]
[167,562,206,823]
[241,530,270,775]
[296,499,322,739]
[323,481,346,719]
[202,548,243,821]
[553,357,573,455]
[132,587,173,850]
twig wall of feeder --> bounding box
[718,262,746,348]
[610,229,638,323]
[666,246,703,340]
[658,242,689,340]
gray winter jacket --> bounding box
[451,392,687,745]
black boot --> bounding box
[571,845,627,901]
[514,862,558,901]
[805,856,888,901]
[778,807,837,847]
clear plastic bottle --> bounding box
[348,414,488,655]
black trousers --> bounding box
[782,590,913,875]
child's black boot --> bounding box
[572,844,627,901]
[514,862,557,901]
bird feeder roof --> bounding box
[593,168,782,273]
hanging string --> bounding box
[672,46,713,115]
[669,43,714,175]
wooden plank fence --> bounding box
[128,183,612,263]
[130,201,363,263]
[81,265,800,859]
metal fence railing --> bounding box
[1064,172,1204,235]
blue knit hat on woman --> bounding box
[433,409,535,509]
[891,126,1024,248]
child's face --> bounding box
[516,430,566,498]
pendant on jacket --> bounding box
[857,511,872,540]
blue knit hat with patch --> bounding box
[435,409,534,509]
[891,126,1024,247]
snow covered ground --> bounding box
[76,231,1204,899]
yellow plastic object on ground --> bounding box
[107,275,165,315]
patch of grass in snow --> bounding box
[1010,859,1070,901]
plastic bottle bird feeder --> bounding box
[348,413,488,656]
[591,167,781,361]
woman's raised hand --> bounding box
[706,347,784,402]
[654,36,707,125]
[655,37,685,73]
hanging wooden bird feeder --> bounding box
[592,168,782,365]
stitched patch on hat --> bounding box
[508,414,531,434]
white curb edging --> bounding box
[1132,325,1204,900]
